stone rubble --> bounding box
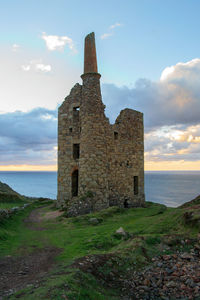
[121,246,200,299]
[0,203,30,222]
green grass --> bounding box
[1,201,199,299]
[0,201,27,209]
[0,200,53,256]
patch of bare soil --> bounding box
[0,247,61,299]
[43,210,63,220]
[0,206,63,299]
[24,205,63,231]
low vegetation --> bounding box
[0,181,29,209]
[0,183,199,299]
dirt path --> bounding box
[0,205,63,299]
[24,204,63,230]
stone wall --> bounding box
[57,32,145,216]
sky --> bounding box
[1,0,200,171]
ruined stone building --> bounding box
[57,32,145,216]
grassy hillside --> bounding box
[0,181,28,208]
[0,195,199,299]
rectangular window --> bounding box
[114,131,118,140]
[73,144,80,159]
[73,107,80,121]
[134,176,139,195]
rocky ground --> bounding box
[70,241,200,300]
[121,247,200,299]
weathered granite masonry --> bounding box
[57,32,145,216]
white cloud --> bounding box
[12,44,20,52]
[0,47,80,113]
[160,58,200,81]
[21,60,51,73]
[35,63,51,72]
[41,32,77,53]
[101,22,123,40]
[160,66,175,81]
[109,23,123,30]
[100,33,113,40]
[21,64,31,71]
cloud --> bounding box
[21,60,52,73]
[1,52,200,166]
[12,44,20,52]
[109,23,123,30]
[101,22,123,40]
[100,33,113,40]
[21,65,31,71]
[0,108,57,165]
[101,58,200,163]
[41,32,77,53]
[102,58,200,129]
[0,47,80,113]
[35,63,51,72]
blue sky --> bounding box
[1,0,200,170]
[2,0,200,83]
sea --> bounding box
[0,171,199,207]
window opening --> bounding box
[134,176,139,195]
[69,127,73,133]
[73,144,80,159]
[114,131,118,140]
[72,169,78,197]
[73,106,80,121]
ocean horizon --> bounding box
[0,170,199,207]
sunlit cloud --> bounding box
[102,58,200,128]
[41,32,77,53]
[161,58,200,81]
[101,58,200,167]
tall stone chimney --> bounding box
[84,32,98,74]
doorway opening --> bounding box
[124,199,128,208]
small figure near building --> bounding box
[57,32,145,216]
